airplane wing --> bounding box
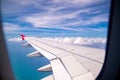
[21,35,105,80]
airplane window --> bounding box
[1,0,111,80]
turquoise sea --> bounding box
[6,40,52,80]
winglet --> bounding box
[20,34,26,40]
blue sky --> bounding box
[1,0,111,37]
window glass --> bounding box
[1,0,111,80]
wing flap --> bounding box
[73,72,94,80]
[50,59,72,80]
[61,55,88,78]
[73,55,103,77]
[50,56,94,80]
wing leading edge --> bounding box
[23,37,105,80]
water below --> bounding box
[6,41,52,80]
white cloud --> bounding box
[8,37,106,49]
[38,0,103,5]
[22,7,108,28]
[2,0,110,33]
[51,0,104,6]
[3,0,104,8]
[3,23,21,31]
[2,22,36,33]
[67,13,109,26]
[22,9,109,33]
[85,14,109,25]
[87,28,107,32]
[6,0,109,31]
[2,0,109,16]
[42,37,107,49]
[8,37,106,48]
[8,38,22,42]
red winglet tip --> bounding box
[20,34,26,40]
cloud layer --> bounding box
[8,37,106,49]
[41,37,106,49]
[8,38,22,42]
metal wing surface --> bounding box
[24,37,105,80]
